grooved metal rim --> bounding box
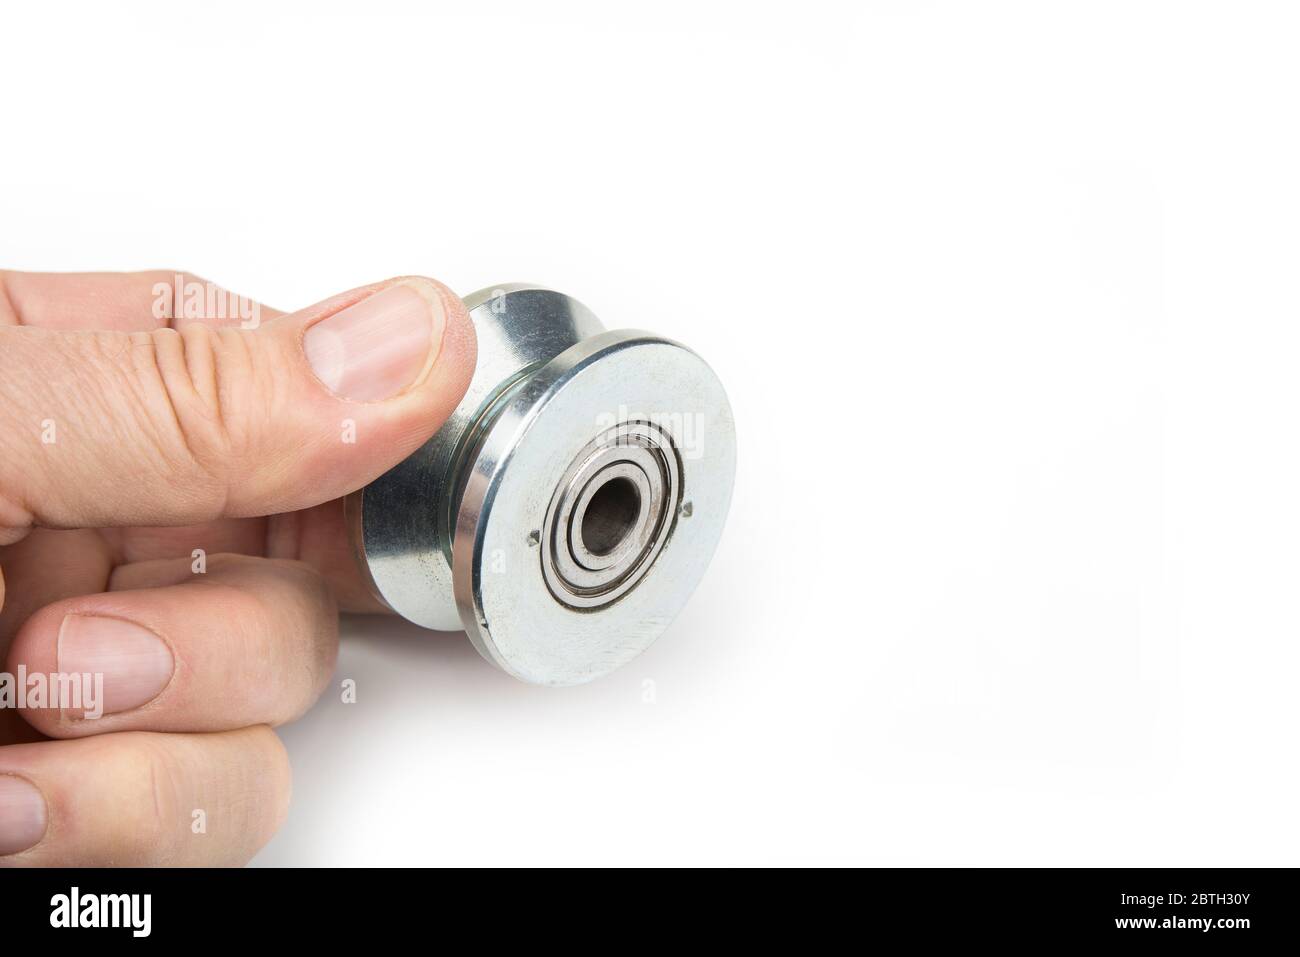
[454,329,736,686]
[350,284,737,686]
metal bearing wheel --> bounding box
[345,284,736,686]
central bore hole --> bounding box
[581,476,641,557]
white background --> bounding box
[3,1,1299,865]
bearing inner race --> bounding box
[541,421,680,610]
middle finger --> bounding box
[5,553,338,738]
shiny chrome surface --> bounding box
[347,285,602,630]
[348,284,736,685]
[540,420,679,609]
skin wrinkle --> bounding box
[122,329,231,525]
[211,325,257,475]
[1,312,295,544]
[0,271,473,863]
[182,323,221,430]
[146,745,166,849]
[135,735,187,866]
[141,328,207,489]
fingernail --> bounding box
[58,615,174,715]
[303,280,446,401]
[0,775,47,855]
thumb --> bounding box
[0,276,476,542]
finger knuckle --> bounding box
[124,325,259,519]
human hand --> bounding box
[0,270,475,865]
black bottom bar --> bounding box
[0,867,1292,944]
